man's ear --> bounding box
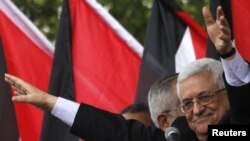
[157,113,169,131]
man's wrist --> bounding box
[218,47,236,59]
[43,94,58,112]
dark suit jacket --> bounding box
[224,76,250,124]
[70,104,166,141]
[171,116,199,141]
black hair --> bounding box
[120,103,150,114]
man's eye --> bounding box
[199,94,211,101]
[183,101,193,106]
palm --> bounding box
[5,73,57,111]
[207,23,220,46]
[203,6,232,54]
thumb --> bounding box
[202,7,215,26]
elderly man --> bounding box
[148,74,198,141]
[148,73,183,131]
[121,74,183,129]
[176,6,250,141]
[177,58,229,141]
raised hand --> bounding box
[202,6,233,54]
[4,73,57,111]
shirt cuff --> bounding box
[51,97,80,127]
[221,50,250,86]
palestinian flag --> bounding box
[40,0,143,140]
[230,0,250,61]
[135,0,207,103]
[0,0,54,141]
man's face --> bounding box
[178,72,229,141]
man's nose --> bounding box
[192,101,204,115]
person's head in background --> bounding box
[121,103,152,127]
[148,73,183,131]
[177,58,229,141]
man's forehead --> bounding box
[178,73,216,99]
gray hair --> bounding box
[177,58,224,98]
[148,74,180,128]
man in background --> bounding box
[148,73,183,131]
[121,103,152,127]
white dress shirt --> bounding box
[51,97,80,126]
[221,49,250,86]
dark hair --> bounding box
[120,103,149,114]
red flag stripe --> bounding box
[0,0,54,57]
[85,0,143,57]
[176,11,207,59]
[0,0,54,141]
[69,0,142,113]
[232,0,250,61]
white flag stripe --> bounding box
[0,0,54,57]
[175,27,196,73]
[85,0,143,57]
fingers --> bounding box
[218,17,231,38]
[219,25,230,36]
[12,86,27,95]
[216,6,224,21]
[219,15,229,28]
[5,73,29,95]
[216,40,227,48]
[216,6,232,45]
[202,6,215,26]
[12,95,29,103]
[4,73,54,110]
[217,6,230,30]
[5,73,26,86]
[217,6,231,35]
[5,74,20,89]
